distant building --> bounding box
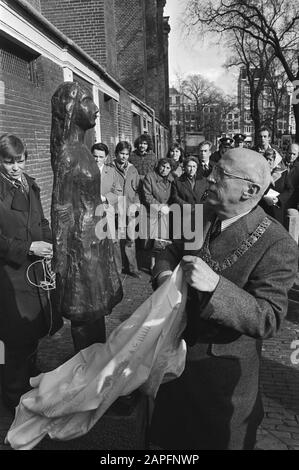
[237,66,294,145]
[223,107,241,140]
[169,86,238,151]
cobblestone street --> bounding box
[1,254,299,451]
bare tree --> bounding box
[178,74,235,141]
[186,0,299,141]
[225,30,276,144]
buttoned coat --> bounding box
[142,169,173,207]
[170,173,208,207]
[0,173,55,347]
[150,204,298,449]
[100,164,122,206]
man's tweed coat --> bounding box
[150,204,298,450]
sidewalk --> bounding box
[1,256,299,450]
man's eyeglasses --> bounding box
[211,165,258,185]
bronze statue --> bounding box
[50,82,123,351]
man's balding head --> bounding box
[206,148,271,219]
[222,148,271,195]
[288,143,299,165]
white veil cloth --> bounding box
[6,265,187,450]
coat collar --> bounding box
[0,172,39,210]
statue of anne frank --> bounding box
[50,82,123,352]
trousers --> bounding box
[1,341,39,411]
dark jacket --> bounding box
[0,173,54,346]
[259,169,294,226]
[170,173,208,206]
[285,160,299,210]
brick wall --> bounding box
[163,17,170,127]
[0,55,63,218]
[145,0,167,124]
[114,0,146,101]
[115,0,169,126]
[98,91,119,159]
[104,0,118,78]
[132,113,142,144]
[40,0,114,73]
[118,90,133,143]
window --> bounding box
[234,121,239,129]
[176,96,180,104]
[234,113,239,119]
[228,113,233,120]
[0,35,39,84]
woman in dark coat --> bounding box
[0,133,56,412]
[50,82,123,353]
[171,156,208,235]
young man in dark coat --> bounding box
[0,134,58,413]
[150,148,298,450]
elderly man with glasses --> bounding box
[150,148,298,450]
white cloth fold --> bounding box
[6,265,187,450]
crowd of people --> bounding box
[1,112,299,450]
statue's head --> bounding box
[51,82,98,139]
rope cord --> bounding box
[26,257,56,291]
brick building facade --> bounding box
[0,0,170,217]
[39,0,170,126]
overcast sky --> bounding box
[164,0,238,96]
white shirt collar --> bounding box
[220,209,251,232]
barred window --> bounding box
[0,35,39,84]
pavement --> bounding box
[1,251,299,451]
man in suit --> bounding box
[150,148,298,450]
[198,140,213,177]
